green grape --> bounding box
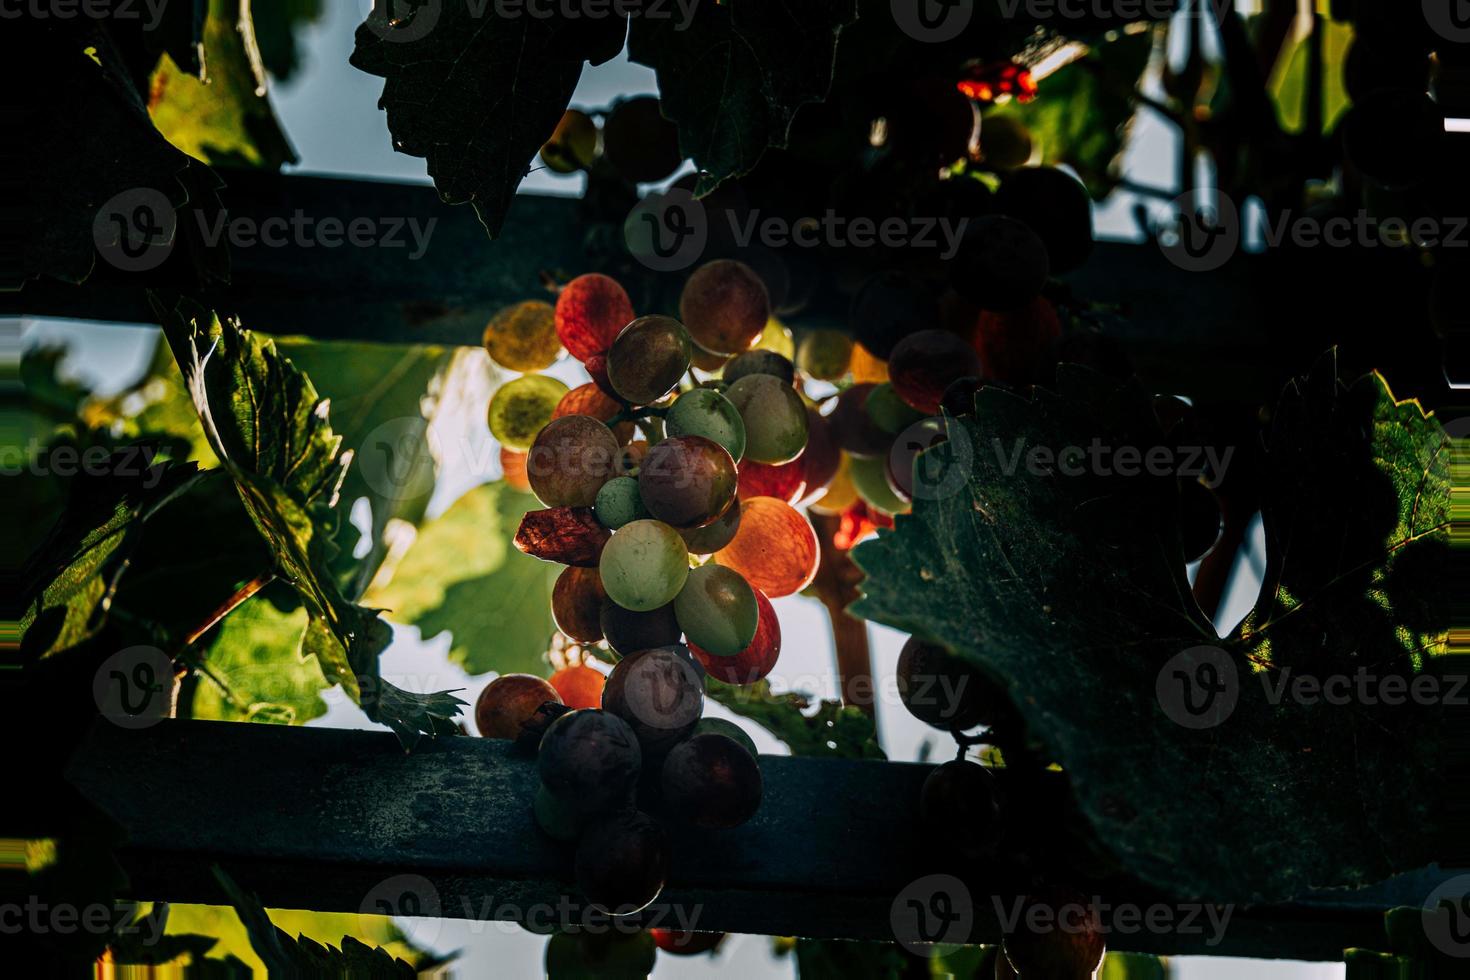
[694,717,759,760]
[528,415,620,508]
[599,519,690,612]
[723,350,794,386]
[665,387,746,462]
[488,374,570,451]
[540,108,599,174]
[848,454,906,515]
[606,316,692,406]
[673,564,758,657]
[594,476,649,530]
[723,374,808,464]
[796,329,854,381]
[865,381,926,435]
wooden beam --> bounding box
[62,719,1439,960]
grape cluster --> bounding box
[479,261,853,915]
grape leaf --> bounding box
[853,355,1449,902]
[349,1,625,237]
[17,20,226,290]
[21,454,203,659]
[155,296,465,746]
[274,339,488,600]
[627,0,858,195]
[990,30,1152,198]
[210,866,428,978]
[188,589,330,726]
[148,0,298,170]
[364,481,558,678]
[704,679,884,760]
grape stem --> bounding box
[182,573,276,649]
[608,405,669,426]
[808,511,877,722]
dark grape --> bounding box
[978,113,1033,170]
[940,376,983,417]
[552,566,607,643]
[556,274,635,361]
[527,415,620,508]
[690,342,731,373]
[651,930,726,956]
[897,637,999,731]
[1341,89,1443,191]
[829,383,895,459]
[994,166,1094,273]
[574,810,670,915]
[689,587,780,685]
[675,565,758,656]
[694,717,760,759]
[1179,477,1222,563]
[538,709,641,814]
[638,435,739,528]
[888,330,985,414]
[948,215,1050,311]
[850,272,940,360]
[1001,889,1106,979]
[680,259,771,354]
[724,374,809,464]
[602,645,704,757]
[661,733,763,829]
[603,96,682,184]
[878,76,979,166]
[920,760,999,859]
[476,674,562,739]
[679,496,742,555]
[546,929,657,977]
[601,600,682,657]
[723,349,795,386]
[606,315,693,405]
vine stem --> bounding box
[808,511,876,720]
[183,573,276,649]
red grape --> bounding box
[549,663,607,709]
[737,458,805,504]
[896,638,999,731]
[556,273,634,361]
[602,645,704,757]
[527,415,620,508]
[970,295,1061,386]
[715,496,818,598]
[537,708,640,814]
[679,259,770,354]
[552,566,606,643]
[829,383,893,458]
[575,810,670,915]
[888,330,985,414]
[475,674,561,739]
[660,732,763,829]
[638,435,738,529]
